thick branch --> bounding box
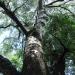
[35,0,49,40]
[44,0,75,17]
[0,55,20,75]
[45,5,75,17]
[0,1,28,35]
[45,0,60,6]
[45,0,72,6]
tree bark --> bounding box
[22,36,47,75]
[22,0,48,75]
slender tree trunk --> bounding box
[50,49,66,75]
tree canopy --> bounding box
[0,0,75,75]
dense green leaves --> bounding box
[43,12,75,74]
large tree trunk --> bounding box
[22,36,47,75]
[22,0,48,75]
[0,0,47,75]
